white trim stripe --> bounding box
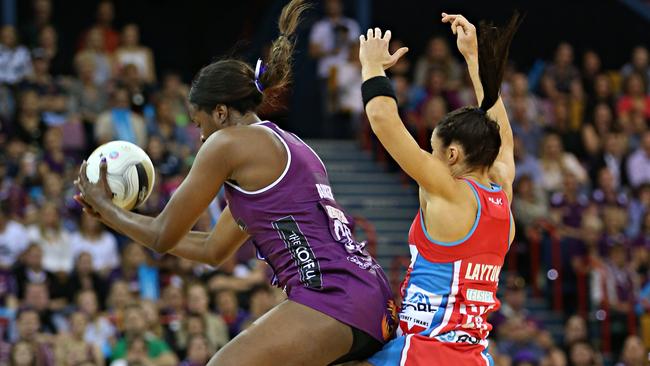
[481,351,491,366]
[399,334,413,366]
[430,260,461,337]
[223,123,292,195]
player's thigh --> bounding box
[207,299,354,366]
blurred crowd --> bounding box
[0,0,649,365]
[0,1,288,365]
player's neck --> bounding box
[458,170,491,187]
[230,112,262,126]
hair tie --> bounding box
[254,58,267,93]
[476,107,487,115]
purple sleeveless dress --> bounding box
[224,121,396,343]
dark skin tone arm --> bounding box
[74,119,287,266]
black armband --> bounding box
[361,76,397,107]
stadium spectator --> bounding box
[95,88,147,147]
[62,252,108,305]
[513,175,549,230]
[70,214,119,275]
[8,340,36,366]
[621,46,650,88]
[111,303,177,366]
[114,24,156,83]
[19,48,67,116]
[0,25,33,85]
[181,283,228,350]
[581,50,602,99]
[0,202,29,271]
[617,73,650,126]
[309,0,360,135]
[54,311,104,366]
[36,25,69,77]
[19,0,53,48]
[413,36,462,89]
[584,74,617,124]
[26,202,72,274]
[542,42,580,96]
[74,27,113,87]
[617,335,647,366]
[13,309,54,365]
[13,90,47,148]
[627,131,650,188]
[540,133,588,193]
[180,334,213,366]
[80,0,120,53]
[214,289,248,339]
[76,289,116,358]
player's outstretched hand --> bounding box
[359,28,408,76]
[441,13,477,60]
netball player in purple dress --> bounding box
[74,1,395,365]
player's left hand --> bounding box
[73,158,114,217]
[359,28,408,76]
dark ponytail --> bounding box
[259,0,310,92]
[477,13,522,111]
[188,0,309,114]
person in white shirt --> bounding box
[627,131,650,188]
[27,202,73,274]
[71,214,120,276]
[0,25,33,85]
[0,202,29,269]
[309,0,360,136]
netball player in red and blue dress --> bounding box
[356,13,521,366]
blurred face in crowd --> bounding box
[32,56,50,76]
[570,343,595,366]
[597,168,615,192]
[511,73,529,96]
[44,127,63,152]
[564,316,587,345]
[553,101,569,127]
[514,176,533,199]
[426,68,446,93]
[621,336,646,366]
[422,97,447,129]
[186,315,205,336]
[626,73,646,96]
[147,136,165,161]
[38,25,57,49]
[644,212,650,234]
[249,288,275,317]
[324,0,343,18]
[162,285,184,311]
[156,98,175,124]
[97,1,115,26]
[0,25,17,48]
[593,74,611,98]
[582,51,601,75]
[23,245,43,270]
[428,37,450,61]
[632,46,649,69]
[17,311,40,340]
[77,290,99,316]
[216,290,238,316]
[542,134,563,161]
[43,173,63,199]
[25,283,49,311]
[80,213,102,236]
[86,27,105,51]
[20,90,40,115]
[34,0,52,21]
[187,285,209,314]
[11,341,35,366]
[511,97,528,123]
[187,336,211,364]
[108,281,131,309]
[124,306,147,335]
[70,312,88,338]
[593,104,613,133]
[123,242,147,268]
[75,252,93,274]
[111,89,131,109]
[542,348,567,366]
[609,245,627,267]
[39,203,60,229]
[140,300,160,330]
[555,42,574,67]
[122,24,140,47]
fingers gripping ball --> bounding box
[85,141,155,210]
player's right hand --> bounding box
[441,13,477,60]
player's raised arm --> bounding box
[442,12,521,201]
[359,28,459,198]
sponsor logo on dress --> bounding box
[464,263,502,282]
[488,197,503,206]
[316,184,334,200]
[272,216,322,289]
[399,284,442,331]
[466,289,495,304]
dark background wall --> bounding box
[17,0,649,137]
